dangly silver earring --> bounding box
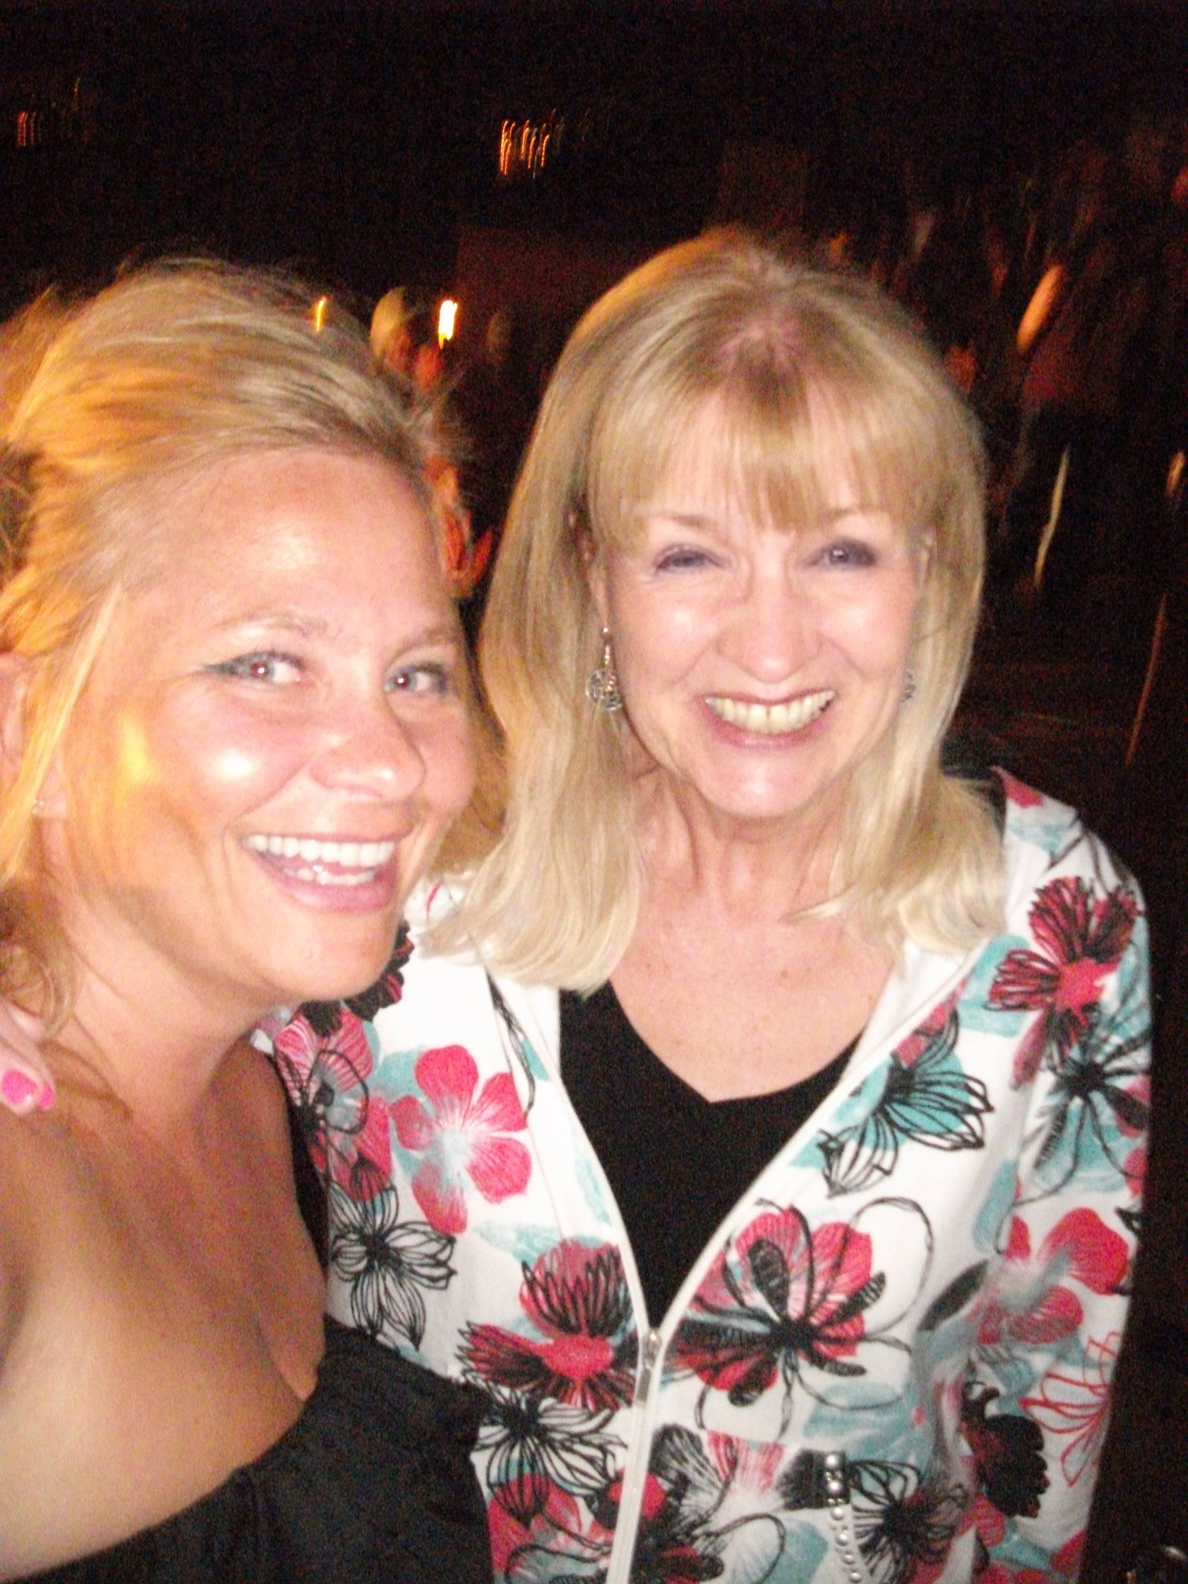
[902,670,918,703]
[586,627,623,712]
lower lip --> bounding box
[700,699,831,746]
[243,847,403,914]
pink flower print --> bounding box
[1124,1143,1147,1191]
[1053,1530,1086,1578]
[969,1491,1007,1550]
[486,1477,612,1582]
[979,1567,1060,1584]
[978,1208,1129,1354]
[705,1430,784,1497]
[672,1198,931,1433]
[461,1241,637,1412]
[988,876,1137,1085]
[391,1044,531,1234]
[998,771,1044,809]
[270,1009,391,1201]
[1022,1331,1121,1487]
[892,988,962,1070]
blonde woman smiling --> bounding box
[0,264,494,1582]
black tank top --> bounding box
[561,981,854,1324]
[19,1094,493,1584]
[21,1319,491,1583]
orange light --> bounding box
[437,299,458,346]
[311,296,329,333]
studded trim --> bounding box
[823,1452,866,1583]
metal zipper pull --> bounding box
[636,1327,662,1403]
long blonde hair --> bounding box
[0,260,501,1028]
[448,232,1002,988]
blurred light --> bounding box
[311,296,329,334]
[437,299,458,346]
[498,113,564,181]
[1168,450,1184,505]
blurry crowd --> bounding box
[370,114,1188,663]
[861,117,1188,659]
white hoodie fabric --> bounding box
[258,775,1148,1584]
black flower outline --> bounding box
[328,1181,455,1347]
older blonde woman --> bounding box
[0,264,494,1581]
[3,238,1148,1583]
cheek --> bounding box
[153,706,308,808]
[90,704,310,854]
[827,579,920,669]
[423,713,478,819]
[614,597,708,685]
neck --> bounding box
[54,987,257,1138]
[637,773,846,923]
[49,916,269,1138]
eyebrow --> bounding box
[210,611,461,647]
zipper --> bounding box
[606,1326,663,1583]
[491,959,978,1583]
[637,1327,662,1398]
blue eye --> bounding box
[387,662,452,696]
[208,652,302,683]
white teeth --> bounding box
[706,690,835,735]
[244,834,397,873]
[293,866,374,887]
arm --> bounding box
[968,856,1149,1577]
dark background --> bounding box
[3,0,1188,316]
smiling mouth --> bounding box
[243,833,397,887]
[704,690,836,735]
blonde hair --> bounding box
[0,260,500,1028]
[450,231,1003,988]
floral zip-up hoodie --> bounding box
[256,777,1149,1584]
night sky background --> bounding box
[2,1,1187,319]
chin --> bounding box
[266,923,401,1009]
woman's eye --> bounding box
[387,662,452,696]
[820,538,876,568]
[655,546,716,572]
[209,652,302,684]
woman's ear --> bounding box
[0,655,64,817]
[581,532,613,628]
[572,503,611,627]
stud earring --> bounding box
[902,670,918,703]
[31,798,48,816]
[586,628,623,712]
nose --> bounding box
[308,693,427,803]
[721,559,817,683]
